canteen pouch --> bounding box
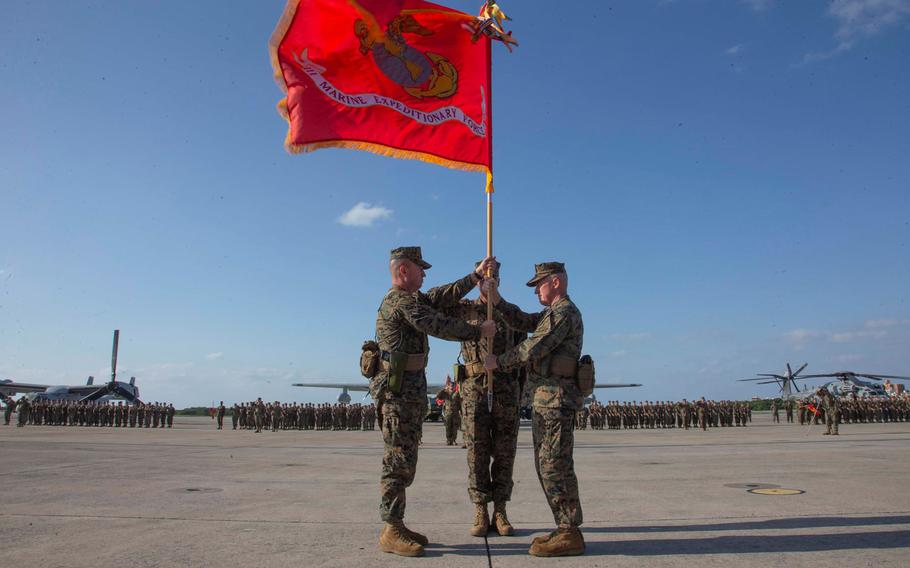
[360,340,380,379]
[452,363,466,384]
[576,355,595,397]
[388,351,408,395]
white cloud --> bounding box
[337,202,393,228]
[743,0,775,12]
[835,353,865,364]
[784,328,819,342]
[830,0,910,40]
[784,322,895,346]
[205,352,223,361]
[726,44,744,56]
[800,41,854,64]
[864,318,909,329]
[829,329,887,343]
[802,0,910,63]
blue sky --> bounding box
[1,0,908,406]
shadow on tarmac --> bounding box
[583,514,910,533]
[473,517,910,557]
[581,530,910,556]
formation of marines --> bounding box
[2,399,175,428]
[222,400,377,432]
[792,395,910,426]
[580,399,751,430]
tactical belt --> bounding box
[380,350,428,372]
[549,355,578,377]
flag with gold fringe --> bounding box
[270,0,492,178]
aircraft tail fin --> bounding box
[129,376,136,386]
[87,376,94,386]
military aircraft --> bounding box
[737,362,809,399]
[739,364,910,400]
[0,330,142,404]
[795,371,910,398]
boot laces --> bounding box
[390,522,418,546]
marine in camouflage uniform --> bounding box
[373,247,496,558]
[438,380,463,446]
[817,387,840,435]
[441,260,526,537]
[486,262,586,557]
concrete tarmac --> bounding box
[2,413,909,567]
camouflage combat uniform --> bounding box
[495,263,585,529]
[441,388,462,445]
[444,294,525,506]
[372,247,484,523]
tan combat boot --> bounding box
[531,530,558,546]
[493,502,514,536]
[401,523,429,546]
[469,503,490,537]
[379,520,425,557]
[528,527,585,557]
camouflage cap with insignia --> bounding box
[526,261,565,287]
[390,246,432,269]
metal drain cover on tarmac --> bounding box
[748,488,805,495]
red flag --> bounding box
[807,403,818,415]
[270,0,492,179]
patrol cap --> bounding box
[390,246,431,269]
[526,261,565,287]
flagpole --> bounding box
[485,37,495,414]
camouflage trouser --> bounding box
[825,409,839,435]
[379,399,425,522]
[532,406,583,528]
[463,373,520,504]
[444,415,461,444]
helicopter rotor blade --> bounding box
[861,374,910,381]
[792,363,808,377]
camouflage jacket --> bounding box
[442,298,528,370]
[495,296,584,410]
[443,390,461,417]
[372,274,481,403]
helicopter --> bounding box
[739,364,910,400]
[795,371,910,398]
[737,362,809,399]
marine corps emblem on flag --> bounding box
[270,0,492,175]
[352,4,459,100]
